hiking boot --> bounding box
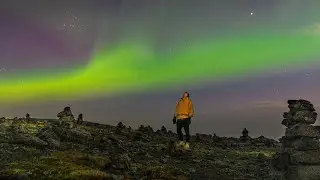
[178,141,185,147]
[184,142,190,150]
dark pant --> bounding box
[176,118,190,142]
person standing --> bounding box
[173,92,194,150]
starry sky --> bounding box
[1,0,320,139]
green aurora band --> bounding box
[1,31,320,104]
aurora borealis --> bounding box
[2,33,320,103]
[1,0,320,138]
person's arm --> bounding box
[188,100,194,117]
[175,100,180,117]
[173,101,180,124]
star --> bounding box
[273,88,280,94]
[250,12,254,16]
[60,8,86,32]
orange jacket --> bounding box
[175,97,194,120]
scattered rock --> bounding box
[37,126,61,149]
[160,126,167,134]
[0,111,281,180]
[138,125,154,135]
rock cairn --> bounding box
[239,128,250,141]
[24,113,31,122]
[282,99,317,127]
[77,114,83,124]
[57,107,75,128]
[278,99,320,180]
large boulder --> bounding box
[285,124,320,138]
[290,150,320,165]
[60,118,75,129]
[282,110,317,127]
[287,99,315,112]
[282,118,296,128]
[282,137,320,151]
[282,99,317,127]
[291,111,317,124]
[286,165,320,180]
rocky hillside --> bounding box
[0,118,283,180]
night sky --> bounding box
[1,0,320,139]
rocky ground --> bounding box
[0,118,284,180]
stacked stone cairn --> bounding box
[77,113,83,124]
[57,107,75,128]
[239,128,250,142]
[280,99,320,180]
[24,113,31,122]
